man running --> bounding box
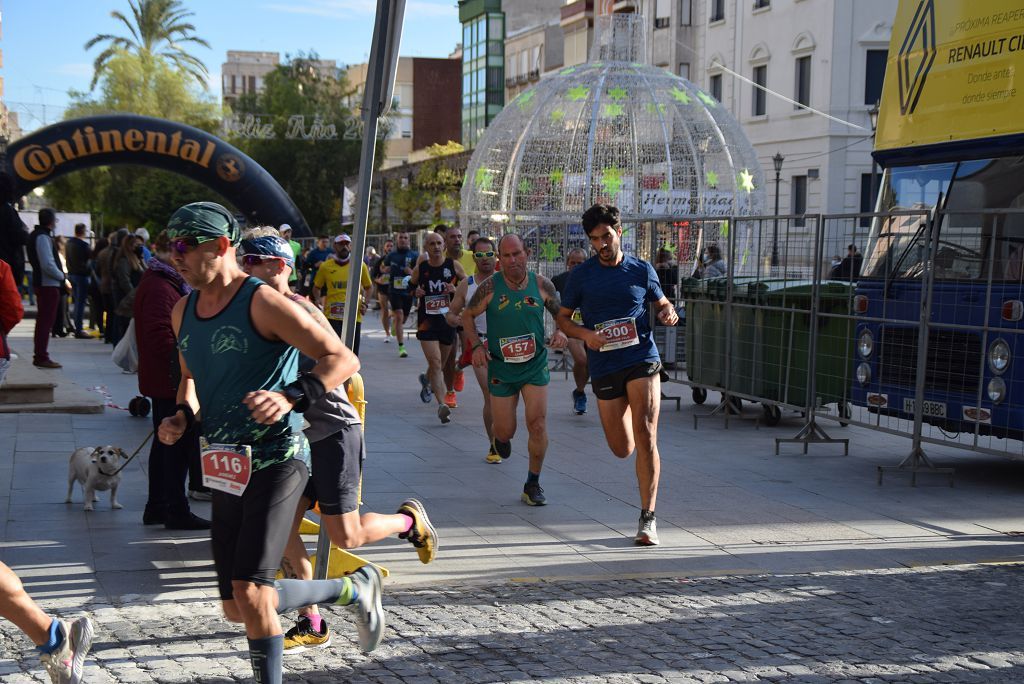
[462,234,567,504]
[312,234,373,355]
[411,231,465,423]
[238,230,436,654]
[551,248,590,415]
[443,225,474,398]
[556,204,679,546]
[372,239,394,343]
[158,202,384,684]
[446,236,497,462]
[380,231,418,358]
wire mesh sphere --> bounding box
[460,14,767,234]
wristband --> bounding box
[175,403,195,430]
[283,373,327,413]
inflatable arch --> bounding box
[4,114,312,237]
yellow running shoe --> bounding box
[485,444,502,464]
[282,616,331,654]
[397,498,437,563]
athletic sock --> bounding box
[493,438,512,459]
[305,613,324,633]
[526,471,540,486]
[273,578,355,613]
[399,512,414,533]
[248,634,283,684]
[35,619,62,654]
[641,509,656,521]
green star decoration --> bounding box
[475,167,494,192]
[601,167,625,197]
[697,91,717,107]
[659,180,670,191]
[670,87,691,104]
[607,87,627,101]
[645,102,667,115]
[738,169,756,193]
[550,108,566,123]
[705,170,719,188]
[517,178,532,195]
[662,243,677,255]
[515,90,536,110]
[549,169,564,185]
[540,239,560,262]
[721,220,730,237]
[567,86,590,102]
[601,103,624,118]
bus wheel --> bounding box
[692,387,707,405]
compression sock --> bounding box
[248,634,283,684]
[526,471,540,486]
[399,512,414,533]
[273,578,355,613]
[493,438,512,459]
[305,613,324,633]
[35,619,62,653]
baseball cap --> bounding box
[167,202,241,245]
[279,223,292,233]
[335,234,352,244]
[239,235,295,267]
[134,227,150,242]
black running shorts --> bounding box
[592,361,664,401]
[303,423,365,516]
[389,292,414,317]
[211,458,309,600]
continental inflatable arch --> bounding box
[4,114,312,237]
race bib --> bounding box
[328,301,346,320]
[499,333,536,363]
[392,276,407,289]
[571,308,583,324]
[595,317,640,351]
[425,294,449,315]
[200,441,252,496]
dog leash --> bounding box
[106,429,155,477]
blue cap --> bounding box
[239,235,295,267]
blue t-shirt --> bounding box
[561,254,665,379]
[382,248,419,292]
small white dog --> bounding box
[66,446,125,511]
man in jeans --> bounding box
[65,223,92,339]
[25,209,66,368]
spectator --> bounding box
[304,235,333,289]
[133,232,210,530]
[25,209,65,368]
[50,237,73,338]
[830,243,863,281]
[65,223,92,338]
[0,173,28,300]
[98,229,128,344]
[110,232,144,346]
[1,256,24,385]
[279,224,301,288]
[654,247,679,300]
[87,237,108,336]
[701,243,727,279]
[135,228,153,264]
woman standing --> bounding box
[110,233,144,346]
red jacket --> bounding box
[133,263,187,399]
[1,259,24,360]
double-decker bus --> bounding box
[850,0,1024,439]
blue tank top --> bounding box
[178,277,308,470]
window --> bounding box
[860,172,881,226]
[680,0,692,25]
[230,75,236,94]
[753,0,770,8]
[655,0,670,28]
[752,65,766,116]
[709,73,722,102]
[864,49,887,105]
[506,52,516,78]
[531,45,542,73]
[519,50,528,77]
[792,175,807,226]
[794,55,811,109]
[678,62,690,79]
[710,0,724,22]
[247,75,256,93]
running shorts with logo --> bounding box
[415,258,457,345]
[303,423,365,515]
[485,272,549,397]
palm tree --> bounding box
[85,0,211,90]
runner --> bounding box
[556,204,679,546]
[411,231,465,424]
[372,239,394,343]
[551,248,590,415]
[1,561,93,684]
[462,234,568,504]
[446,236,498,462]
[312,234,372,356]
[380,231,418,358]
[238,230,437,655]
[159,202,385,684]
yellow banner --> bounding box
[876,0,1024,152]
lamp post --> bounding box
[868,100,880,214]
[771,152,784,270]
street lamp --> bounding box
[868,100,880,214]
[771,151,784,269]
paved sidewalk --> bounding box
[2,315,1024,682]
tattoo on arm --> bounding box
[539,276,561,318]
[465,274,494,315]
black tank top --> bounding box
[417,258,457,317]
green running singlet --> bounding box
[178,277,308,470]
[485,271,549,397]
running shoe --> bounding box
[396,498,438,563]
[444,391,458,409]
[283,615,331,654]
[492,438,512,460]
[485,444,502,464]
[344,565,385,652]
[572,389,587,415]
[453,369,465,392]
[521,482,547,506]
[437,403,451,424]
[398,344,408,358]
[40,617,93,684]
[635,512,659,546]
[384,337,391,344]
[418,373,433,403]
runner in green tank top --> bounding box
[462,234,568,506]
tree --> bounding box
[416,142,465,223]
[85,0,210,90]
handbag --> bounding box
[111,318,139,372]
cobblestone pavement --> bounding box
[2,562,1022,683]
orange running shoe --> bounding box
[453,369,465,392]
[444,391,458,409]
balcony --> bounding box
[560,0,593,23]
[504,75,517,87]
[527,68,540,82]
[515,73,528,84]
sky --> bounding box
[2,0,462,133]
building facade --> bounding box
[221,51,337,108]
[504,22,564,103]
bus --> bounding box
[850,0,1024,440]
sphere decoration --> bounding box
[461,13,767,272]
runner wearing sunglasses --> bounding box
[159,203,386,684]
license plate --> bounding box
[902,398,946,418]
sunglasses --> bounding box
[473,250,496,259]
[241,254,284,267]
[170,236,217,254]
